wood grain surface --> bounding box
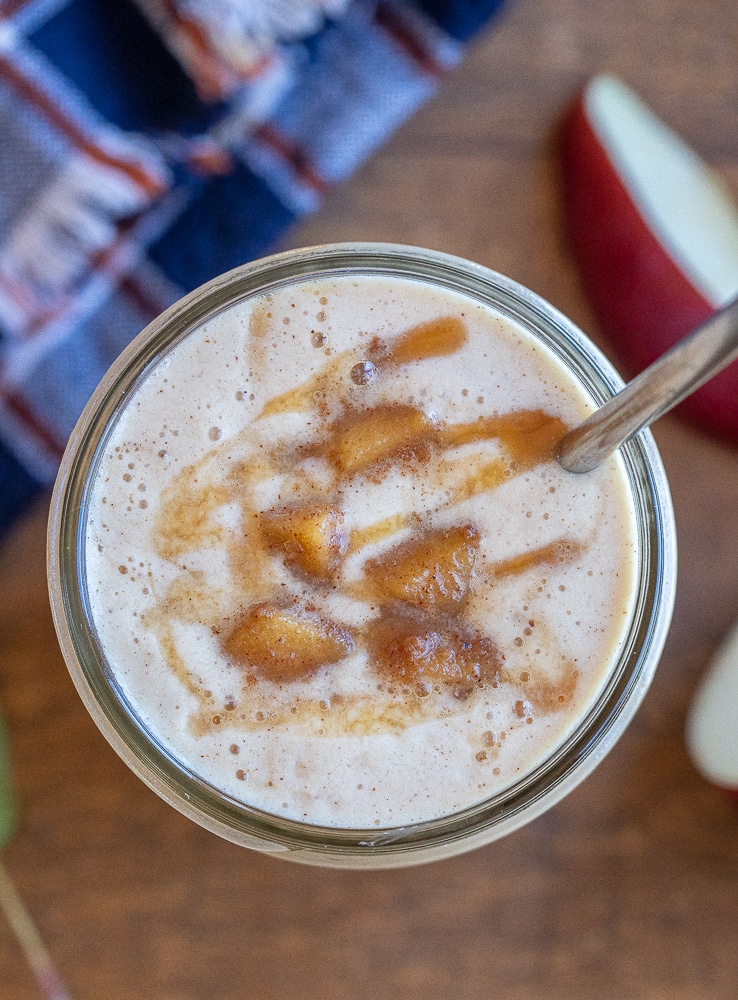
[2,2,738,997]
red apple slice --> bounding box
[561,74,738,443]
[685,619,738,803]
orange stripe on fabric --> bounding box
[0,55,165,197]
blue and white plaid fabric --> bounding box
[0,0,504,534]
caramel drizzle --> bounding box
[146,309,582,739]
[258,315,467,418]
[349,514,408,553]
[490,539,586,579]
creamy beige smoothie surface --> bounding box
[84,275,638,829]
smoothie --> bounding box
[80,268,639,830]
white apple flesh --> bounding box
[686,621,738,803]
[561,74,738,443]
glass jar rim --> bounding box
[48,243,677,867]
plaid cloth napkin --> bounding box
[0,0,504,536]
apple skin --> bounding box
[561,80,738,443]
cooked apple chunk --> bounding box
[223,603,354,682]
[365,524,480,609]
[373,620,500,698]
[327,404,437,476]
[261,502,348,579]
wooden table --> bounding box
[2,2,738,997]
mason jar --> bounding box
[48,243,676,868]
